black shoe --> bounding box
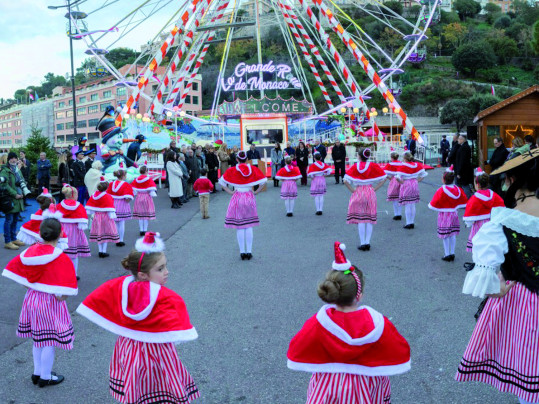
[442,255,451,261]
[449,254,455,262]
[246,253,252,260]
[403,224,414,229]
[98,252,110,258]
[140,231,145,236]
[335,181,339,184]
[286,212,292,217]
[393,215,402,221]
[365,244,370,251]
[76,276,80,281]
[31,374,39,385]
[358,245,367,251]
[116,242,125,247]
[241,253,246,260]
[38,374,64,388]
[316,211,322,215]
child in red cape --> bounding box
[131,165,157,236]
[307,152,332,215]
[86,178,119,258]
[276,155,302,217]
[106,167,134,247]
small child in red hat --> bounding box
[193,168,214,219]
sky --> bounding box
[0,0,177,100]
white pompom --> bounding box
[340,243,346,251]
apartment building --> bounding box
[0,104,23,152]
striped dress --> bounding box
[399,179,420,205]
[62,222,91,258]
[109,336,200,404]
[437,211,460,239]
[310,175,327,196]
[307,373,391,403]
[17,289,74,350]
[133,192,156,220]
[466,219,489,252]
[114,199,132,222]
[386,177,400,202]
[347,185,377,224]
[281,180,298,200]
[456,283,539,402]
[90,212,120,244]
[225,189,259,229]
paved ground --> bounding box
[0,169,519,403]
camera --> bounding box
[15,179,31,197]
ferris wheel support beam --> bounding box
[281,1,346,104]
[277,0,333,109]
[296,0,379,136]
[311,0,421,141]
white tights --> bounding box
[404,204,416,225]
[236,228,254,253]
[33,345,56,380]
[315,196,324,212]
[98,243,108,253]
[357,223,374,245]
[285,199,295,213]
[442,235,457,256]
[393,201,402,217]
[138,219,149,232]
[116,221,125,242]
[519,399,539,404]
[70,257,78,275]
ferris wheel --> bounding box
[68,0,440,140]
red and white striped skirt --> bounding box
[456,283,539,402]
[90,212,119,244]
[307,373,391,404]
[62,222,90,258]
[437,211,460,239]
[225,190,259,229]
[466,219,489,252]
[347,185,377,224]
[310,175,327,196]
[17,289,74,350]
[281,180,298,200]
[399,179,420,205]
[133,192,156,220]
[109,336,200,404]
[386,177,401,202]
[114,198,132,222]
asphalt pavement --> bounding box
[0,170,519,403]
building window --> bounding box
[67,110,73,117]
[56,111,66,119]
[184,81,188,88]
[192,82,198,91]
[88,132,100,141]
[68,99,73,106]
[77,120,87,128]
[192,96,199,105]
[116,87,126,96]
[88,118,99,127]
[90,93,98,101]
[58,101,65,108]
[88,105,98,114]
[56,123,65,131]
[66,134,74,143]
[56,135,66,144]
[15,139,22,144]
[77,107,87,116]
[103,90,112,98]
[66,122,74,129]
[185,95,191,104]
[79,96,87,103]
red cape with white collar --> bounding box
[276,165,302,180]
[18,206,68,249]
[396,162,427,179]
[86,191,116,213]
[131,175,157,192]
[428,185,468,212]
[57,200,88,225]
[3,244,78,295]
[344,161,387,185]
[464,189,504,222]
[76,275,198,343]
[107,180,134,200]
[287,305,411,376]
[382,160,402,176]
[307,161,332,177]
[219,164,267,187]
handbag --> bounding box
[0,187,14,213]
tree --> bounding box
[106,48,138,69]
[467,93,501,116]
[451,41,496,76]
[487,35,519,64]
[22,126,58,188]
[440,99,473,134]
[513,0,539,25]
[484,2,502,24]
[493,15,511,29]
[383,1,403,16]
[442,22,468,49]
[453,0,481,20]
[379,27,403,58]
[40,73,67,98]
[532,20,539,54]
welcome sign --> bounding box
[217,97,313,116]
[220,61,302,92]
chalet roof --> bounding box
[474,85,539,123]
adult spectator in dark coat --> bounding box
[19,151,31,207]
[447,134,460,166]
[36,152,52,191]
[229,146,238,167]
[84,149,96,172]
[525,135,537,150]
[405,135,416,157]
[127,134,145,165]
[185,149,200,197]
[331,139,347,184]
[313,139,327,162]
[283,141,295,166]
[206,146,220,193]
[454,135,473,197]
[72,150,87,204]
[0,152,26,249]
[485,136,509,193]
[296,141,309,186]
[440,135,450,167]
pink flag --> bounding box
[491,85,495,96]
[29,93,35,101]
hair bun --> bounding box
[317,280,340,303]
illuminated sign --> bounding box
[220,61,302,92]
[217,97,313,116]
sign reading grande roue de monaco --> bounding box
[220,61,302,92]
[217,96,313,116]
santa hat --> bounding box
[475,167,484,177]
[237,150,247,162]
[332,242,352,271]
[99,176,106,182]
[140,160,148,169]
[119,162,124,169]
[42,204,63,220]
[40,187,52,200]
[135,232,164,253]
[446,165,454,173]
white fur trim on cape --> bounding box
[474,189,494,202]
[42,209,63,220]
[218,175,267,188]
[20,246,63,266]
[30,214,43,221]
[17,229,39,245]
[76,303,198,344]
[59,217,89,225]
[86,206,116,213]
[343,174,387,186]
[2,269,78,296]
[428,203,467,213]
[396,170,427,180]
[111,194,134,200]
[121,276,160,321]
[60,200,80,211]
[287,358,411,377]
[133,188,157,194]
[463,213,491,223]
[112,180,125,193]
[135,235,165,253]
[135,176,151,183]
[275,175,302,180]
[91,191,107,200]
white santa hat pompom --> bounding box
[135,232,165,253]
[42,205,63,220]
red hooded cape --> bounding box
[382,161,402,176]
[344,161,387,185]
[76,275,198,343]
[276,164,302,180]
[464,189,505,222]
[57,200,89,225]
[287,305,411,376]
[131,175,157,193]
[86,191,116,215]
[428,185,468,212]
[219,164,267,188]
[396,162,427,179]
[307,161,332,177]
[107,180,134,200]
